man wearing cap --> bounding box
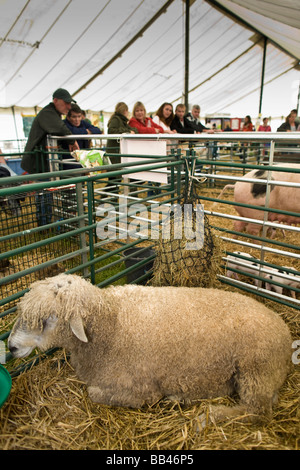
[21,88,80,174]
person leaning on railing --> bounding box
[277,112,297,132]
[106,102,138,160]
[185,104,211,134]
[0,151,11,178]
[20,89,80,227]
[60,103,102,169]
[21,88,80,175]
[128,101,165,197]
[242,115,254,132]
[104,102,138,193]
[63,103,102,150]
[128,101,164,135]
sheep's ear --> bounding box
[69,314,88,343]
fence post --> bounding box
[175,147,182,200]
[76,181,89,278]
[257,140,276,288]
[0,340,5,364]
[87,179,95,284]
[47,136,59,176]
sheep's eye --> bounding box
[41,316,57,331]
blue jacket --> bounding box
[62,118,102,149]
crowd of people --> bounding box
[243,110,300,133]
[17,87,299,175]
[108,101,216,142]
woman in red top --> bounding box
[129,101,164,134]
[258,117,271,156]
[258,117,271,132]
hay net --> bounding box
[151,172,222,287]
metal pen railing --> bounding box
[0,132,299,373]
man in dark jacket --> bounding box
[21,89,80,226]
[0,165,10,178]
[186,104,210,133]
[21,88,79,174]
[0,153,11,177]
[170,104,196,134]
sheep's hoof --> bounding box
[195,412,207,432]
[208,404,262,425]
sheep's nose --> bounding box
[9,346,18,354]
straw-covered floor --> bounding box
[0,180,299,450]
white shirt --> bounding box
[153,115,172,132]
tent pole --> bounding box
[205,0,298,61]
[11,106,20,152]
[259,36,267,117]
[172,38,261,105]
[184,0,190,109]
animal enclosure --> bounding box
[0,133,299,450]
[1,133,300,361]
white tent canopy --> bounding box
[0,0,299,121]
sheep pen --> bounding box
[0,302,299,451]
[1,278,299,450]
[1,177,299,451]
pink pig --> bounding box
[217,164,300,237]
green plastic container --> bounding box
[0,364,12,408]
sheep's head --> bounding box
[8,274,92,358]
[8,314,59,358]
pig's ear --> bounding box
[69,314,88,343]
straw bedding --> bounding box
[0,331,299,450]
[0,184,299,451]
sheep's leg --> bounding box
[223,373,274,424]
[202,369,275,426]
[205,393,273,425]
[207,403,263,425]
[87,386,143,408]
[87,385,161,408]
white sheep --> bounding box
[8,273,293,424]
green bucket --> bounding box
[0,364,12,408]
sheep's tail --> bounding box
[211,184,235,208]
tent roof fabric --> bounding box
[212,0,300,59]
[0,0,299,115]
